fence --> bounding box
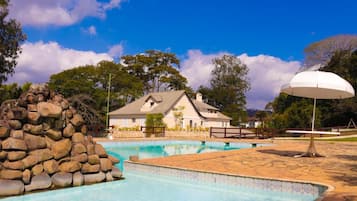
[209,127,272,139]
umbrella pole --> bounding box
[299,98,323,157]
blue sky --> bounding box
[7,0,357,109]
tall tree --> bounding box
[121,50,188,93]
[48,61,144,124]
[270,50,357,129]
[0,82,31,104]
[0,0,26,84]
[303,35,357,67]
[199,55,250,125]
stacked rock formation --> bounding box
[0,84,122,196]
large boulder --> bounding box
[59,161,81,173]
[2,160,24,170]
[0,126,10,138]
[0,179,24,196]
[100,158,112,172]
[32,164,44,176]
[8,120,22,130]
[0,169,23,179]
[0,151,7,160]
[37,102,62,118]
[94,144,107,158]
[111,167,123,179]
[63,124,75,137]
[22,169,31,184]
[45,129,62,141]
[86,144,95,155]
[70,114,84,127]
[10,130,24,139]
[71,143,86,156]
[29,148,53,162]
[88,155,100,165]
[24,133,46,150]
[72,171,83,186]
[7,151,26,161]
[25,173,52,192]
[71,153,88,163]
[2,138,27,151]
[22,155,39,169]
[11,107,28,120]
[72,133,85,144]
[83,172,105,184]
[27,112,41,125]
[81,163,100,174]
[27,104,37,112]
[45,136,55,149]
[52,172,72,187]
[106,172,113,182]
[52,139,72,159]
[23,124,43,135]
[43,160,59,174]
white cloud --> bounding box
[180,50,301,109]
[108,43,124,58]
[238,54,301,109]
[7,41,113,84]
[181,50,228,88]
[8,0,125,26]
[87,25,97,35]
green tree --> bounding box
[96,60,143,109]
[48,65,98,98]
[317,49,357,126]
[0,0,26,84]
[48,61,144,124]
[0,82,31,104]
[121,50,188,93]
[145,113,165,127]
[199,55,250,126]
[303,34,357,67]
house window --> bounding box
[189,120,193,128]
[132,118,136,123]
[200,121,203,126]
[150,101,155,107]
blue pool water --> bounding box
[102,140,256,170]
[1,141,324,201]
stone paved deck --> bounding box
[133,139,357,201]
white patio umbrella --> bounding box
[281,70,355,157]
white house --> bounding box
[109,90,231,129]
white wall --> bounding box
[164,95,202,128]
[109,117,146,128]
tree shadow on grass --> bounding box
[257,149,304,157]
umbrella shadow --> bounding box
[257,149,304,157]
[334,154,357,161]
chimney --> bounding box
[196,93,203,102]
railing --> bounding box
[209,127,272,139]
[141,126,166,137]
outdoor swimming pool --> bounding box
[1,165,325,201]
[1,140,327,201]
[102,140,259,170]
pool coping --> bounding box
[124,160,334,201]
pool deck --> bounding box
[95,137,357,201]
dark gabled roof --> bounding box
[109,90,232,121]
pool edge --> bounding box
[124,160,334,201]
